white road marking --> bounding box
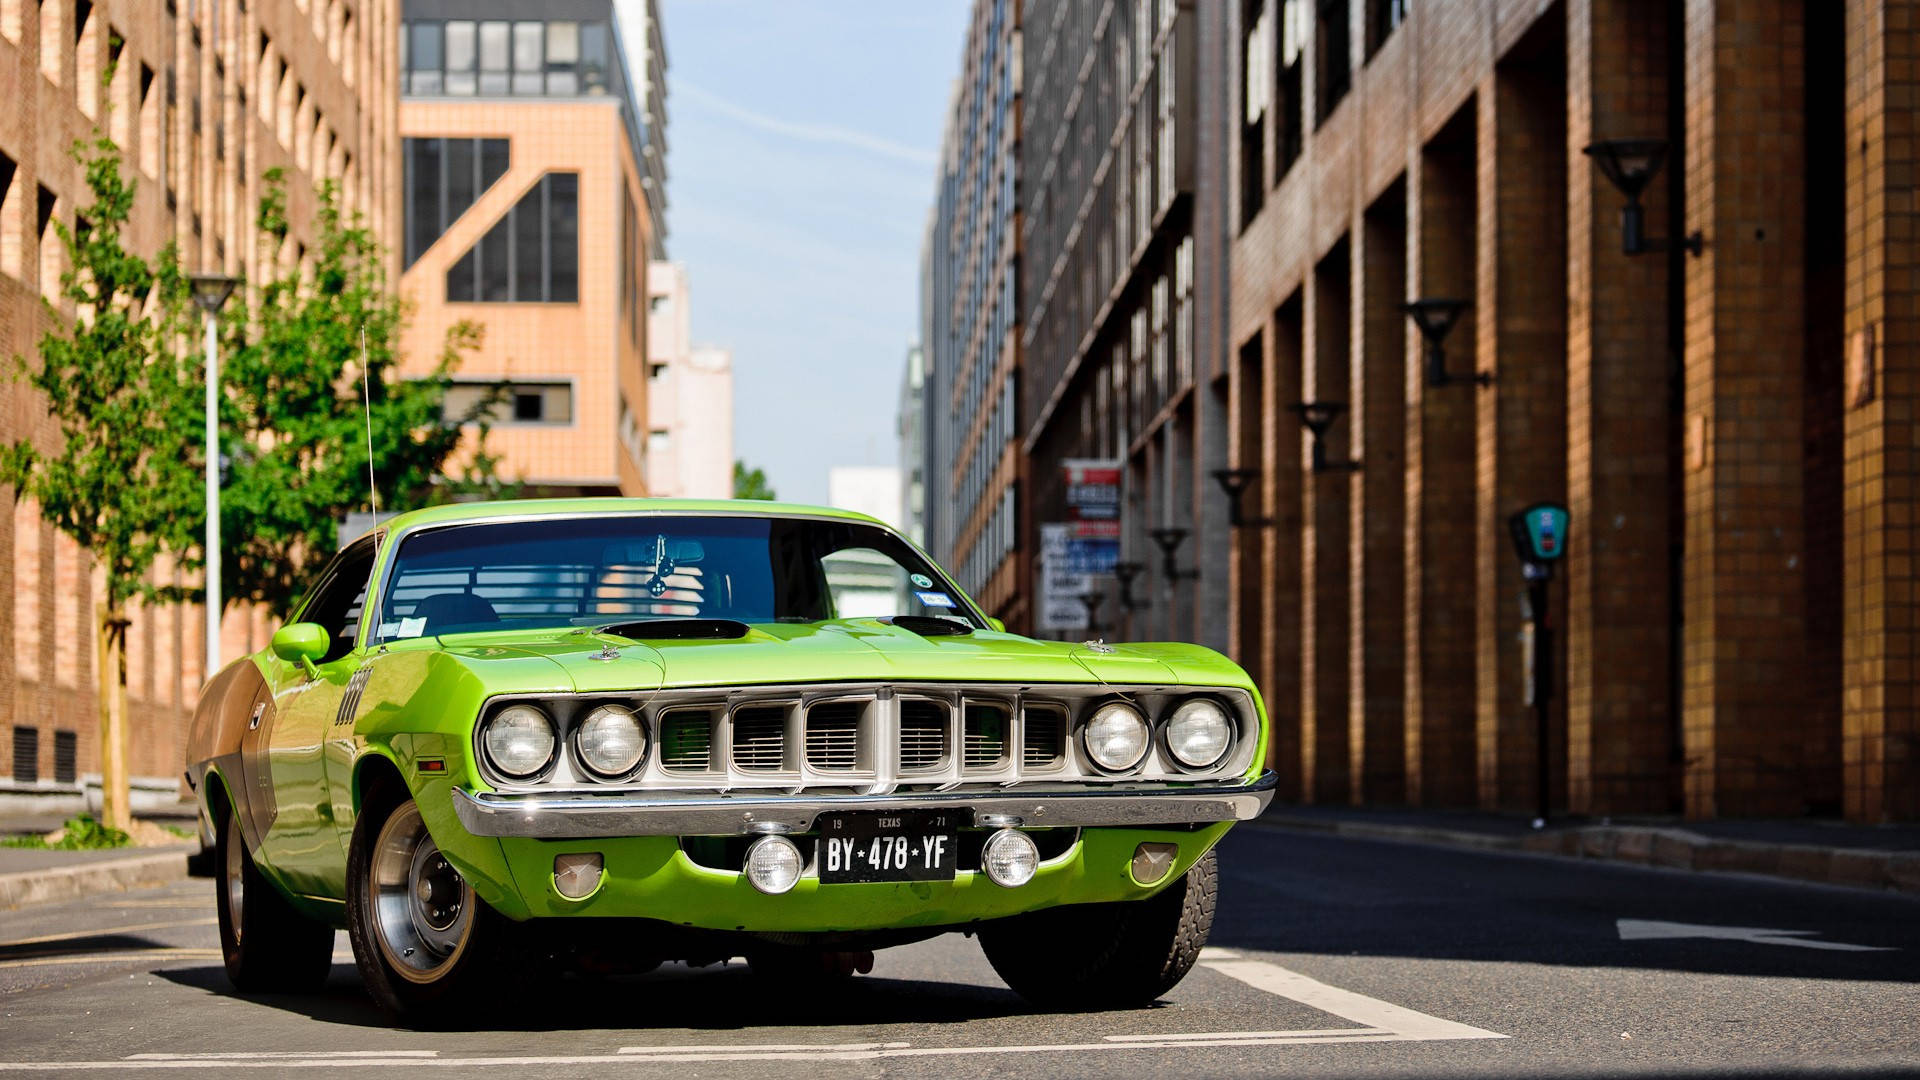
[0,948,222,970]
[1103,1028,1385,1041]
[129,1053,441,1061]
[1199,960,1507,1042]
[0,919,217,948]
[1196,946,1241,960]
[619,1043,911,1054]
[1616,918,1898,952]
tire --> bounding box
[345,791,503,1021]
[215,809,334,993]
[980,846,1217,1010]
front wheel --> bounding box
[345,794,502,1021]
[215,810,334,992]
[979,846,1217,1010]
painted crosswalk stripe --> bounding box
[1200,959,1506,1042]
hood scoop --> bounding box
[882,615,974,637]
[596,618,751,641]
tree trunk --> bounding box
[94,606,131,831]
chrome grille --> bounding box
[731,706,787,771]
[964,703,1009,770]
[805,702,861,771]
[899,699,948,771]
[658,709,712,771]
[1023,706,1065,768]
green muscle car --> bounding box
[186,499,1275,1019]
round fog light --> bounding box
[553,852,604,900]
[981,828,1039,888]
[744,835,803,895]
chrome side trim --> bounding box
[450,771,1279,839]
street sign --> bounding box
[1509,502,1570,565]
[1039,523,1090,632]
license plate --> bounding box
[815,810,961,883]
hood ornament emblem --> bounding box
[592,643,622,662]
[1082,639,1115,654]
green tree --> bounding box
[733,460,777,501]
[195,170,508,616]
[1,136,201,830]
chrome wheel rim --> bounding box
[369,802,473,984]
[223,815,245,944]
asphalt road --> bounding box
[2,825,1916,1078]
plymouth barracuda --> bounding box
[185,499,1276,1019]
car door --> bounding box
[257,536,379,902]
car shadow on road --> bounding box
[1211,826,1920,984]
[158,960,1033,1032]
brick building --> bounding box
[396,0,661,495]
[0,0,401,813]
[1224,0,1917,822]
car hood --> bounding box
[427,619,1193,693]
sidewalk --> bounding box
[1255,804,1920,896]
[0,805,204,911]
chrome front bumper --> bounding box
[450,771,1279,839]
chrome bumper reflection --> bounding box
[449,772,1279,839]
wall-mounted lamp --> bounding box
[1210,468,1272,526]
[1078,590,1106,637]
[1113,560,1149,612]
[1288,402,1363,474]
[1404,298,1488,389]
[1148,527,1200,583]
[1582,138,1703,257]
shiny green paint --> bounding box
[215,498,1271,931]
[270,622,327,671]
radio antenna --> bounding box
[361,325,379,516]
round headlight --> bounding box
[1083,702,1150,772]
[576,705,646,778]
[1166,698,1233,768]
[744,835,802,895]
[981,828,1040,888]
[483,704,556,779]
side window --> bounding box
[297,538,379,664]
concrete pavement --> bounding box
[0,825,1913,1077]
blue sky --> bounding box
[616,0,971,506]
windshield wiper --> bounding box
[594,618,751,641]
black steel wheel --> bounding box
[979,846,1217,1010]
[214,808,334,993]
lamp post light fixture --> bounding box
[1148,527,1200,583]
[1582,137,1703,257]
[1404,298,1488,389]
[1112,560,1148,612]
[1078,590,1106,638]
[1288,402,1363,474]
[189,272,239,674]
[1210,468,1273,526]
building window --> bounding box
[445,172,578,303]
[401,18,611,100]
[1276,0,1306,178]
[1315,0,1350,125]
[1367,0,1407,57]
[647,429,670,453]
[11,725,36,783]
[403,136,510,268]
[442,380,573,426]
[1240,0,1271,230]
[52,730,75,783]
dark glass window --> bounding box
[1367,0,1408,57]
[10,726,36,783]
[52,730,76,784]
[403,137,511,268]
[1316,0,1351,124]
[446,173,580,304]
[409,21,442,94]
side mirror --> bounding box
[986,617,1007,633]
[271,622,329,676]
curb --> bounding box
[0,850,192,910]
[1255,815,1920,897]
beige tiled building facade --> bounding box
[0,0,400,808]
[395,0,660,496]
[1223,0,1918,822]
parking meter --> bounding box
[1506,502,1568,828]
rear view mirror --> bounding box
[667,539,706,564]
[604,538,706,566]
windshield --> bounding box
[371,514,981,642]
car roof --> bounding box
[379,498,889,536]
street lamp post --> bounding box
[190,273,238,676]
